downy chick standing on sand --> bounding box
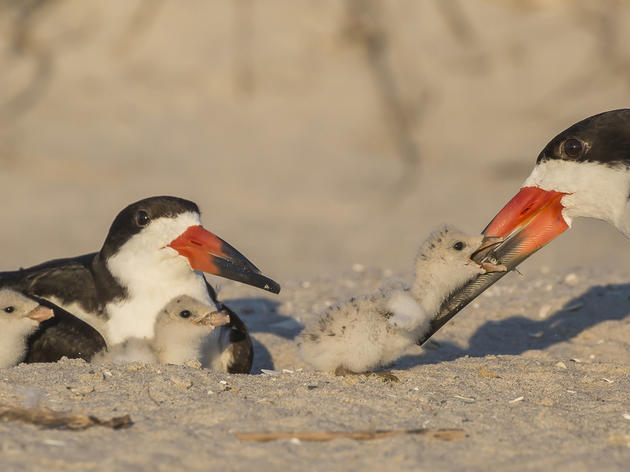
[97,295,230,365]
[0,289,54,368]
[297,226,506,373]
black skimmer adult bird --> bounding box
[420,109,630,345]
[0,289,54,368]
[297,226,505,373]
[0,196,280,373]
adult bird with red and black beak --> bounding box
[0,196,280,373]
[420,109,630,344]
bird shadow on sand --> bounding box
[395,282,630,369]
[223,297,303,372]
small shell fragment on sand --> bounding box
[453,395,475,403]
[508,396,524,404]
[67,385,95,394]
[42,439,66,446]
[261,369,282,375]
[564,273,579,286]
[554,361,567,369]
[538,304,552,319]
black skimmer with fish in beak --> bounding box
[0,196,279,373]
[418,109,630,345]
[298,226,506,373]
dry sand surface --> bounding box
[1,267,630,471]
[1,1,630,470]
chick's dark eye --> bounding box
[4,306,15,313]
[179,310,191,319]
[136,210,150,226]
[453,241,465,251]
[563,138,583,158]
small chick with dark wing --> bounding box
[0,289,54,368]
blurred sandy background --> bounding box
[1,0,630,281]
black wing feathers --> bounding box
[25,298,107,363]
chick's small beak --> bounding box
[27,306,54,323]
[194,312,231,328]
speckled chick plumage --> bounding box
[297,226,486,373]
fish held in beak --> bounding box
[194,311,231,328]
[417,188,569,346]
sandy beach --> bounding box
[1,267,629,471]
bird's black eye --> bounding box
[136,210,150,227]
[453,241,465,251]
[4,306,15,313]
[563,138,583,158]
[179,310,192,319]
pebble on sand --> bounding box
[564,273,579,286]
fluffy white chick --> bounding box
[297,226,502,373]
[153,295,230,365]
[0,289,54,368]
[95,295,230,365]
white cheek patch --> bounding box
[107,211,202,284]
[523,160,630,229]
[105,211,218,344]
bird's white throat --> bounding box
[523,160,630,235]
[105,212,218,343]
